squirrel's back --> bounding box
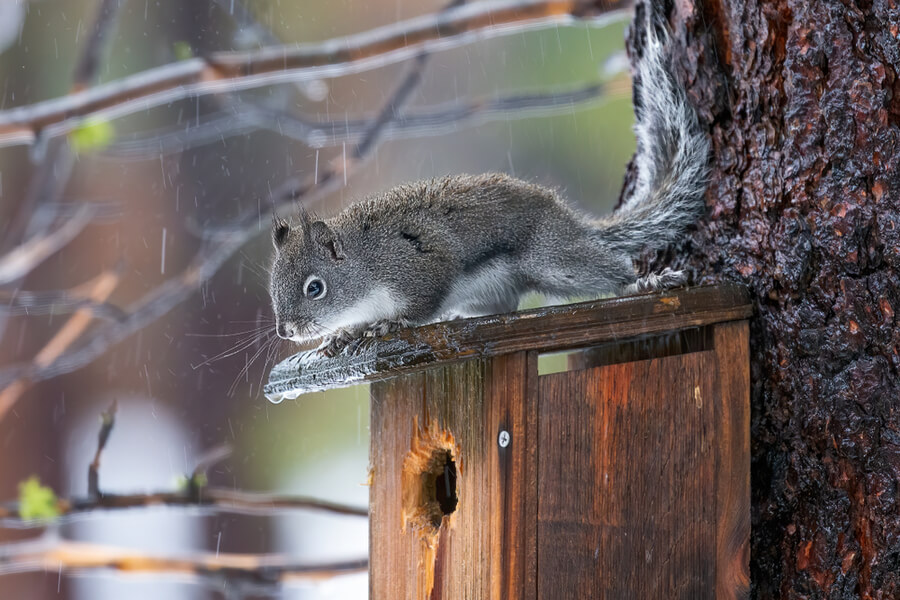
[331,173,578,264]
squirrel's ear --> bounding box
[310,221,345,261]
[295,206,313,237]
[272,215,290,249]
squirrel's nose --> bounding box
[276,322,297,340]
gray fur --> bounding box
[269,23,709,355]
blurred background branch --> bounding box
[0,0,627,147]
[0,535,368,589]
[0,401,367,593]
[1,403,366,528]
[0,488,368,530]
[103,81,627,162]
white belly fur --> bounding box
[437,261,518,319]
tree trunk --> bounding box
[631,0,900,597]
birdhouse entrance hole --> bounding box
[434,450,458,519]
[401,424,460,534]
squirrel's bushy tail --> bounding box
[598,19,710,255]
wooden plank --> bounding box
[487,352,536,600]
[369,353,534,600]
[536,351,717,599]
[712,321,751,599]
[524,351,540,600]
[266,283,752,401]
[369,373,424,600]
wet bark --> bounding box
[628,0,900,597]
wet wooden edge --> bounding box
[265,282,752,402]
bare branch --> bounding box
[354,52,430,159]
[1,406,367,527]
[0,536,367,588]
[0,289,126,321]
[72,0,123,89]
[0,205,96,285]
[0,487,367,529]
[104,80,624,161]
[0,0,629,147]
[0,270,120,420]
[87,400,117,498]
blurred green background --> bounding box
[0,1,634,598]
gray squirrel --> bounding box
[269,21,709,357]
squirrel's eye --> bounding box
[304,277,326,299]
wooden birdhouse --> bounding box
[266,283,752,599]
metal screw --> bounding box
[498,430,510,448]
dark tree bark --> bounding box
[627,0,900,598]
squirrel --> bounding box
[268,19,709,358]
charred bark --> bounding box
[628,0,900,597]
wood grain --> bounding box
[369,354,535,600]
[536,351,717,599]
[266,283,752,400]
[363,287,750,598]
[712,322,751,599]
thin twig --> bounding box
[1,407,368,527]
[0,205,97,285]
[87,400,117,498]
[72,0,123,89]
[0,270,119,420]
[0,536,367,588]
[103,81,622,161]
[0,289,127,321]
[0,0,629,147]
[0,487,367,529]
[354,52,429,159]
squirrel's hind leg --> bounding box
[525,242,637,300]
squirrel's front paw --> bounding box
[317,329,360,358]
[362,319,411,338]
[627,268,688,294]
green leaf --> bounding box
[173,41,193,61]
[173,473,207,492]
[18,476,60,521]
[173,474,189,491]
[69,118,115,153]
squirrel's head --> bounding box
[269,211,366,343]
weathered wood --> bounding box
[567,326,713,370]
[368,354,535,600]
[367,314,750,599]
[712,321,751,599]
[536,351,717,598]
[266,283,752,401]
